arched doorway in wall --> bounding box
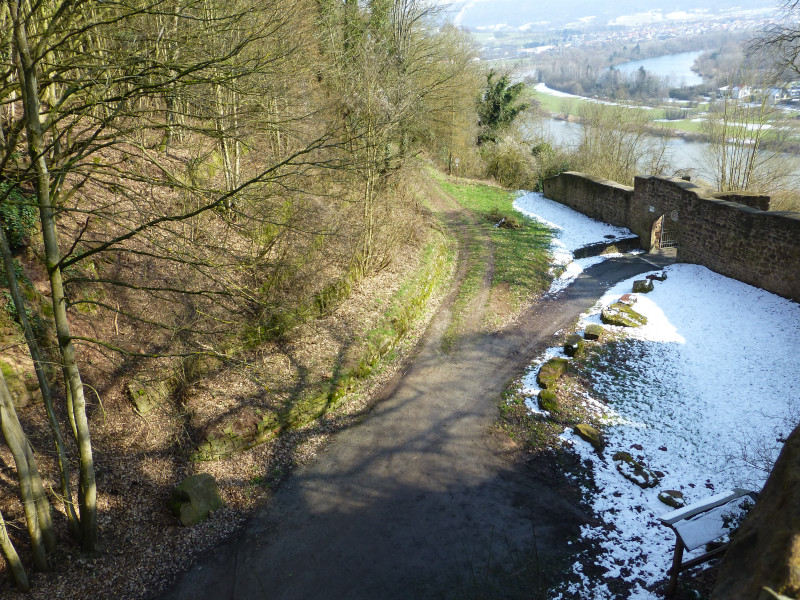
[650,211,679,252]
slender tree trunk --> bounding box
[0,224,81,540]
[9,0,97,551]
[0,369,49,571]
[0,509,29,591]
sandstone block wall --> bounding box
[542,171,632,230]
[542,172,800,303]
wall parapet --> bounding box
[541,172,800,303]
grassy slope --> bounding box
[431,173,553,344]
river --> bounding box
[612,50,705,87]
[533,117,800,187]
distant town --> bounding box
[474,10,776,61]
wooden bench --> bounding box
[659,488,758,599]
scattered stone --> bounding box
[601,302,648,328]
[169,474,223,526]
[659,490,686,509]
[612,451,660,488]
[564,334,585,357]
[583,324,604,340]
[574,424,604,452]
[619,293,637,306]
[538,390,558,412]
[633,279,655,293]
[537,357,569,390]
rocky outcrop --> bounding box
[712,422,800,600]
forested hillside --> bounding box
[0,0,501,595]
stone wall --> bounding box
[542,172,800,303]
[542,171,632,230]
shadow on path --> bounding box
[161,253,674,600]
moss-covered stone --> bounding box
[538,389,558,412]
[601,302,648,328]
[632,279,655,293]
[574,424,603,452]
[169,473,223,526]
[583,324,604,340]
[612,451,660,488]
[127,378,173,414]
[537,357,569,389]
[564,334,585,357]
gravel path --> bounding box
[162,195,674,599]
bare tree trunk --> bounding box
[0,509,29,591]
[9,0,97,551]
[0,369,50,571]
[0,223,81,540]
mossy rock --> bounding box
[659,490,686,509]
[537,357,569,390]
[564,334,585,358]
[612,451,660,488]
[601,303,648,328]
[127,378,173,415]
[574,424,603,452]
[169,473,223,526]
[583,324,604,341]
[538,389,558,412]
[632,279,655,293]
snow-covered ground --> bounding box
[515,194,800,598]
[533,82,658,111]
[557,265,800,598]
[514,191,635,294]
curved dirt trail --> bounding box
[162,194,674,600]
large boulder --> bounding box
[601,302,648,328]
[169,474,223,526]
[712,423,800,600]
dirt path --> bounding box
[162,197,674,600]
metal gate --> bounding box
[660,211,679,249]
